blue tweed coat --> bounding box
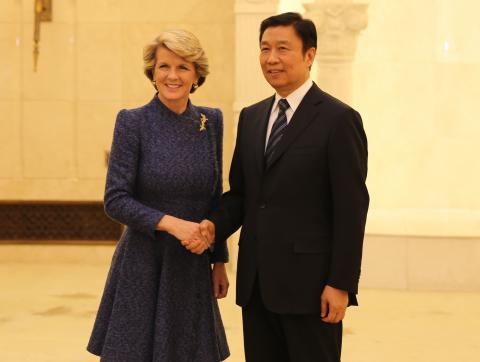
[87,95,230,361]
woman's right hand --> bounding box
[157,215,211,254]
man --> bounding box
[200,12,369,362]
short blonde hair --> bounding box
[143,29,209,93]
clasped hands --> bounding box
[158,215,215,255]
[180,219,216,254]
[157,216,228,299]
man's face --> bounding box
[259,25,315,97]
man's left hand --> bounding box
[320,285,348,324]
[212,262,229,299]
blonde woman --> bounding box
[87,30,230,361]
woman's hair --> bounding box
[143,29,209,93]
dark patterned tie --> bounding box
[265,98,289,167]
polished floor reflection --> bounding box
[0,244,479,362]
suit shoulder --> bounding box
[195,105,222,118]
[320,90,359,114]
[113,101,156,135]
[317,91,363,131]
[117,96,168,126]
[242,96,273,114]
[238,96,274,127]
[118,101,151,119]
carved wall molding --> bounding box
[235,0,278,14]
[305,0,369,103]
[305,0,368,63]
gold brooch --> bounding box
[199,113,208,131]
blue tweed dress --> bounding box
[87,95,230,361]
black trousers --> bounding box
[242,279,342,362]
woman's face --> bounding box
[153,46,199,110]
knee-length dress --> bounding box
[87,95,230,361]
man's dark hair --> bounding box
[259,12,317,53]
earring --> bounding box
[192,83,198,90]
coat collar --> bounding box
[148,93,199,119]
[254,96,275,174]
[254,82,325,174]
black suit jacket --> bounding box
[210,83,369,314]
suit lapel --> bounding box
[264,84,324,172]
[253,96,275,175]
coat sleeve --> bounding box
[209,109,229,263]
[327,108,369,294]
[104,109,165,237]
[208,109,245,242]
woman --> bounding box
[87,30,230,361]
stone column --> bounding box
[234,0,279,129]
[228,0,278,271]
[304,0,368,104]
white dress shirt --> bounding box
[265,78,314,150]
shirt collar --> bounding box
[272,78,313,113]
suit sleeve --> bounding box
[209,109,229,263]
[327,108,369,294]
[104,109,165,237]
[208,109,246,241]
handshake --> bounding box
[158,215,216,254]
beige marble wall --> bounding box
[277,0,480,238]
[348,0,480,290]
[361,234,480,291]
[352,0,480,237]
[0,0,235,201]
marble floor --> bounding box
[0,244,479,362]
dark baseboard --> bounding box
[0,202,122,241]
